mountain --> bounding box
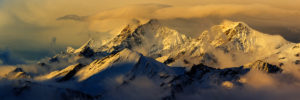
[162,21,289,68]
[35,48,175,96]
[35,19,293,69]
[0,19,299,100]
[95,19,189,59]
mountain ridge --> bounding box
[0,19,299,100]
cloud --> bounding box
[56,14,87,21]
[98,66,300,100]
[0,49,25,65]
[173,69,300,100]
[104,76,170,100]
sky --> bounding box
[0,0,299,64]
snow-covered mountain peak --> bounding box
[74,48,141,82]
[74,39,95,53]
[210,21,253,51]
[160,20,291,68]
[96,19,189,58]
[207,20,289,53]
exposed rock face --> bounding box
[79,47,95,58]
[57,63,85,82]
